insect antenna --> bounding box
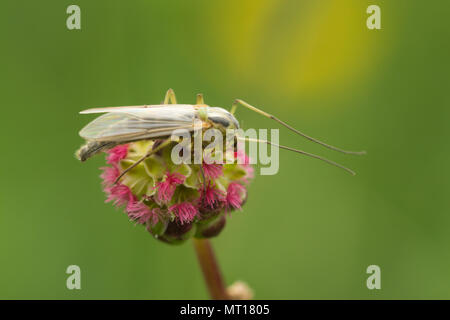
[163,88,177,104]
[232,99,366,156]
[237,136,356,176]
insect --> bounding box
[76,89,365,182]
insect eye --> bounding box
[209,116,230,128]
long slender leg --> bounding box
[114,138,173,184]
[198,165,207,208]
[164,88,177,104]
[237,136,356,176]
[196,93,205,105]
[231,99,366,155]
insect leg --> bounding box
[114,138,173,184]
[231,99,366,155]
[196,93,205,105]
[198,165,207,207]
[236,136,356,176]
[163,88,177,104]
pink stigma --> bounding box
[106,145,129,164]
[126,200,153,224]
[105,184,133,207]
[202,162,223,179]
[169,202,198,225]
[226,182,246,210]
[201,183,225,209]
[100,165,120,185]
[156,172,185,203]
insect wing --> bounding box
[79,104,193,114]
[79,105,197,142]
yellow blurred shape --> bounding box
[213,0,382,99]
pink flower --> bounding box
[226,182,246,210]
[126,200,152,224]
[106,145,129,164]
[200,182,225,210]
[202,162,223,179]
[155,172,185,203]
[105,184,133,207]
[169,202,199,225]
[100,165,120,185]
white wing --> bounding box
[79,105,197,142]
[79,104,194,114]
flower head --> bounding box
[98,135,253,244]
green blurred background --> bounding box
[1,0,449,299]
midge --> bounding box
[76,89,365,182]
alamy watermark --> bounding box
[66,265,81,290]
[169,121,280,176]
[66,5,81,30]
[366,265,381,290]
[366,5,381,30]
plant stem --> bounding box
[192,238,229,300]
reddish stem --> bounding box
[193,238,229,300]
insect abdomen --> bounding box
[76,141,117,162]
